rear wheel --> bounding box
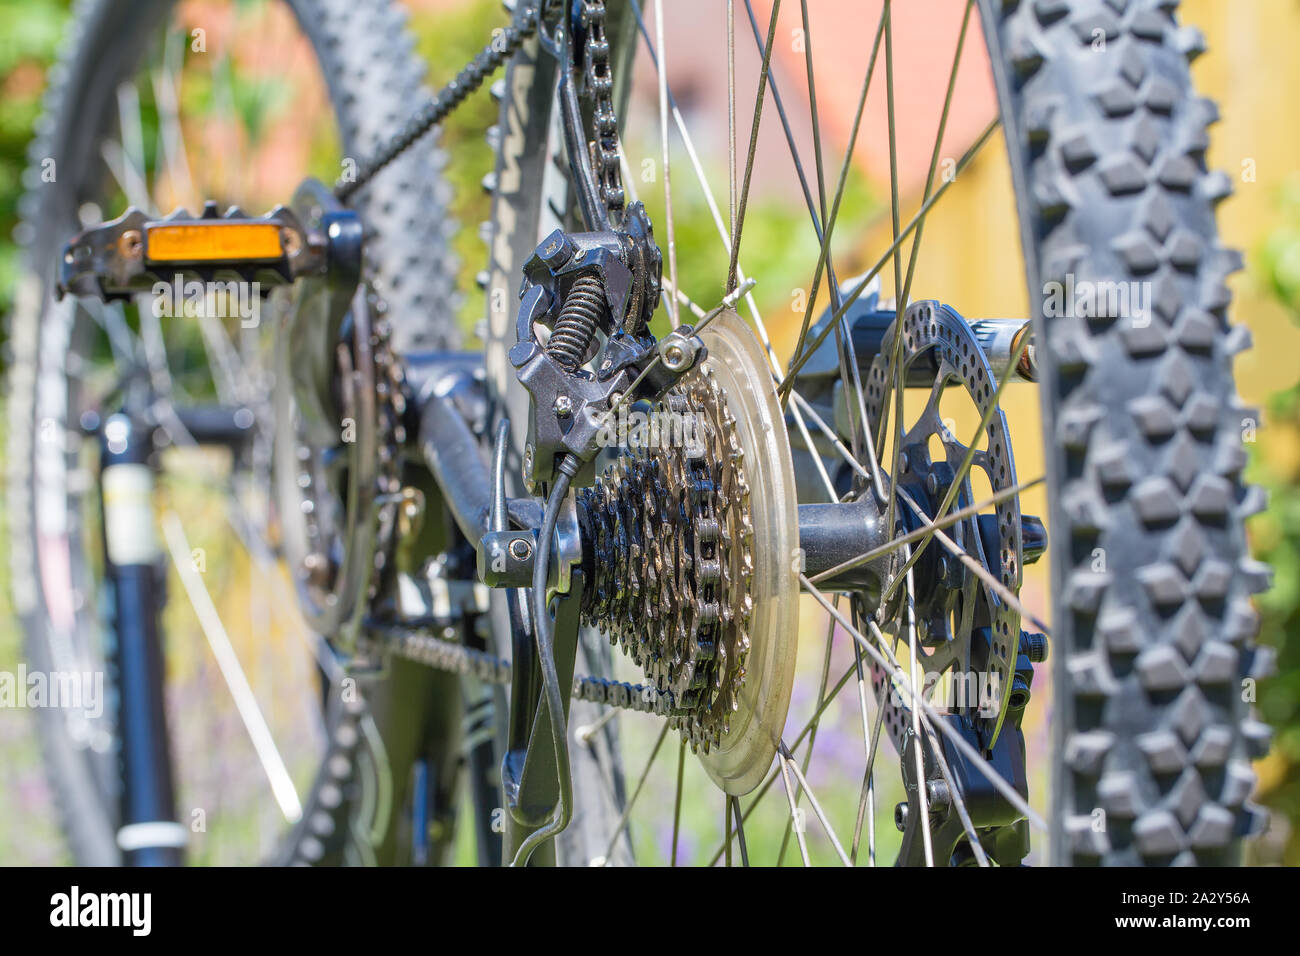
[482,0,1269,865]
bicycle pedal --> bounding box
[58,201,326,301]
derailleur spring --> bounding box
[547,274,606,371]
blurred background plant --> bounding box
[1246,169,1300,864]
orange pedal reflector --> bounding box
[145,222,283,263]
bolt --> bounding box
[281,227,303,257]
[508,537,533,561]
[537,230,574,269]
[926,472,939,496]
[554,395,573,417]
[118,229,143,260]
[894,802,909,832]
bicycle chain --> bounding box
[379,627,673,716]
[333,3,542,201]
[579,0,625,222]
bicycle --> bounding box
[9,0,1274,866]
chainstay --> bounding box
[375,627,674,716]
[334,3,542,201]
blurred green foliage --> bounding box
[1251,172,1300,864]
[0,0,70,322]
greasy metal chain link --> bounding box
[378,627,674,716]
[334,3,542,201]
[580,0,625,221]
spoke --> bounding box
[776,749,811,866]
[874,0,974,466]
[221,497,342,686]
[777,611,836,865]
[783,1,889,402]
[83,298,140,368]
[100,141,153,213]
[600,721,670,865]
[740,0,876,475]
[704,657,862,865]
[799,573,1048,831]
[726,0,780,292]
[137,293,179,403]
[779,118,1000,392]
[653,0,679,328]
[872,627,991,867]
[152,29,198,211]
[671,737,686,866]
[725,792,732,867]
[196,314,249,406]
[617,152,708,324]
[778,741,850,865]
[161,512,303,823]
[788,395,839,500]
[789,389,868,487]
[739,1,835,280]
[881,2,910,566]
[727,0,737,239]
[573,704,618,744]
[215,47,248,200]
[730,795,749,866]
[116,82,152,211]
[741,0,884,487]
[904,557,935,867]
[627,1,766,328]
[890,0,975,376]
[850,629,889,866]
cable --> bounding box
[509,455,580,866]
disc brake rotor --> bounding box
[579,309,799,794]
[865,301,1023,748]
